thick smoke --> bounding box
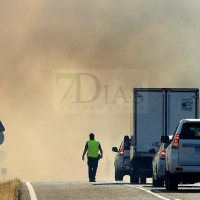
[0,0,200,181]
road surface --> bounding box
[19,180,200,200]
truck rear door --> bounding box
[135,90,164,152]
[166,90,198,135]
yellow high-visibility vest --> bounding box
[87,140,99,158]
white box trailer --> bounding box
[130,88,199,184]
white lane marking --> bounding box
[127,185,170,200]
[26,182,38,200]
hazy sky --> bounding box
[1,0,200,182]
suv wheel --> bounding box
[152,176,156,186]
[155,169,164,187]
[153,171,164,187]
[156,176,164,187]
[166,171,178,191]
[165,170,169,190]
[115,169,123,181]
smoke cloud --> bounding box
[0,0,200,181]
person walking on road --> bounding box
[82,133,103,182]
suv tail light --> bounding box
[119,146,124,155]
[171,134,180,149]
[159,150,166,160]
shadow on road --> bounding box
[150,185,200,194]
[93,182,152,186]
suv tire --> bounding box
[154,168,164,187]
[166,171,178,191]
[115,169,123,181]
[165,170,169,190]
[152,176,156,186]
[156,176,164,187]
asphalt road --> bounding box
[19,180,200,200]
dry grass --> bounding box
[0,178,22,200]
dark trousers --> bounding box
[87,157,99,181]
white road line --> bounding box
[126,185,170,200]
[26,182,37,200]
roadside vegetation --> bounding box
[0,178,22,200]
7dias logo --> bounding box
[53,69,148,113]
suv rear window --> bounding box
[124,140,130,150]
[180,122,200,139]
[164,143,169,148]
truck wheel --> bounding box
[140,177,146,184]
[130,175,139,184]
[166,171,178,191]
[115,169,123,181]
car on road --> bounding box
[162,119,200,191]
[149,135,173,187]
[112,135,130,181]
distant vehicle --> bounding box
[0,121,5,132]
[129,88,199,184]
[150,135,173,187]
[112,136,130,181]
[163,119,200,191]
[0,121,5,145]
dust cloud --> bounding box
[0,0,200,182]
